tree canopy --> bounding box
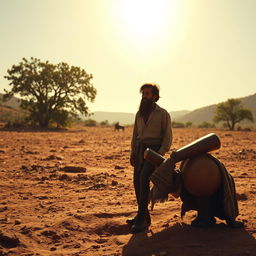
[213,98,254,130]
[4,57,96,128]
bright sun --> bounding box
[119,0,176,39]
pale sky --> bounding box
[0,0,255,114]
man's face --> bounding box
[141,87,156,101]
[139,87,156,117]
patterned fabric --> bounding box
[149,157,181,210]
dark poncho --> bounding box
[150,154,239,223]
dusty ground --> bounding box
[0,127,255,256]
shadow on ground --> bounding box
[122,223,256,256]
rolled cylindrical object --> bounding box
[144,133,222,197]
[144,148,165,166]
[174,133,221,162]
[144,133,221,166]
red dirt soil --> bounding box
[0,127,255,256]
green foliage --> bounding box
[0,104,27,124]
[172,121,185,128]
[198,121,216,128]
[4,57,97,128]
[0,111,25,124]
[172,121,194,128]
[213,99,254,130]
[84,119,97,127]
[185,121,193,128]
[100,120,109,126]
[50,109,73,128]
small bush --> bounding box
[185,121,193,128]
[100,120,110,126]
[172,121,185,128]
[84,119,97,127]
[198,121,216,128]
[4,120,28,129]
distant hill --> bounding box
[174,105,217,124]
[91,110,190,125]
[0,93,23,122]
[1,92,255,127]
[170,110,190,120]
[174,93,256,126]
[90,111,135,125]
[0,93,21,109]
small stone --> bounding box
[162,223,169,228]
[114,165,125,170]
[21,165,28,170]
[60,166,86,173]
[95,238,108,244]
[111,180,118,186]
[15,219,22,225]
[59,174,72,181]
[43,155,63,161]
[238,149,246,155]
[0,217,9,223]
[0,206,8,212]
[25,150,38,154]
[91,244,100,249]
[0,232,20,248]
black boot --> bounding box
[126,216,137,226]
[191,197,216,227]
[191,215,216,227]
[126,212,151,226]
[131,212,151,233]
[226,218,244,228]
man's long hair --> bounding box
[140,83,160,102]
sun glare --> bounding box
[119,0,175,39]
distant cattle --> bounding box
[114,122,125,131]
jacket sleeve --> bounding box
[131,113,138,156]
[158,111,172,156]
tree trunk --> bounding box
[231,122,236,131]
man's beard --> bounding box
[139,98,154,118]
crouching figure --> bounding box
[145,133,244,229]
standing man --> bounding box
[128,83,172,233]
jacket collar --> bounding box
[139,103,160,126]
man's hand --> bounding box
[130,155,135,167]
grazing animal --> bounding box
[114,122,125,131]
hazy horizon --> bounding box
[1,0,255,113]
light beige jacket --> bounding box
[131,104,172,156]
